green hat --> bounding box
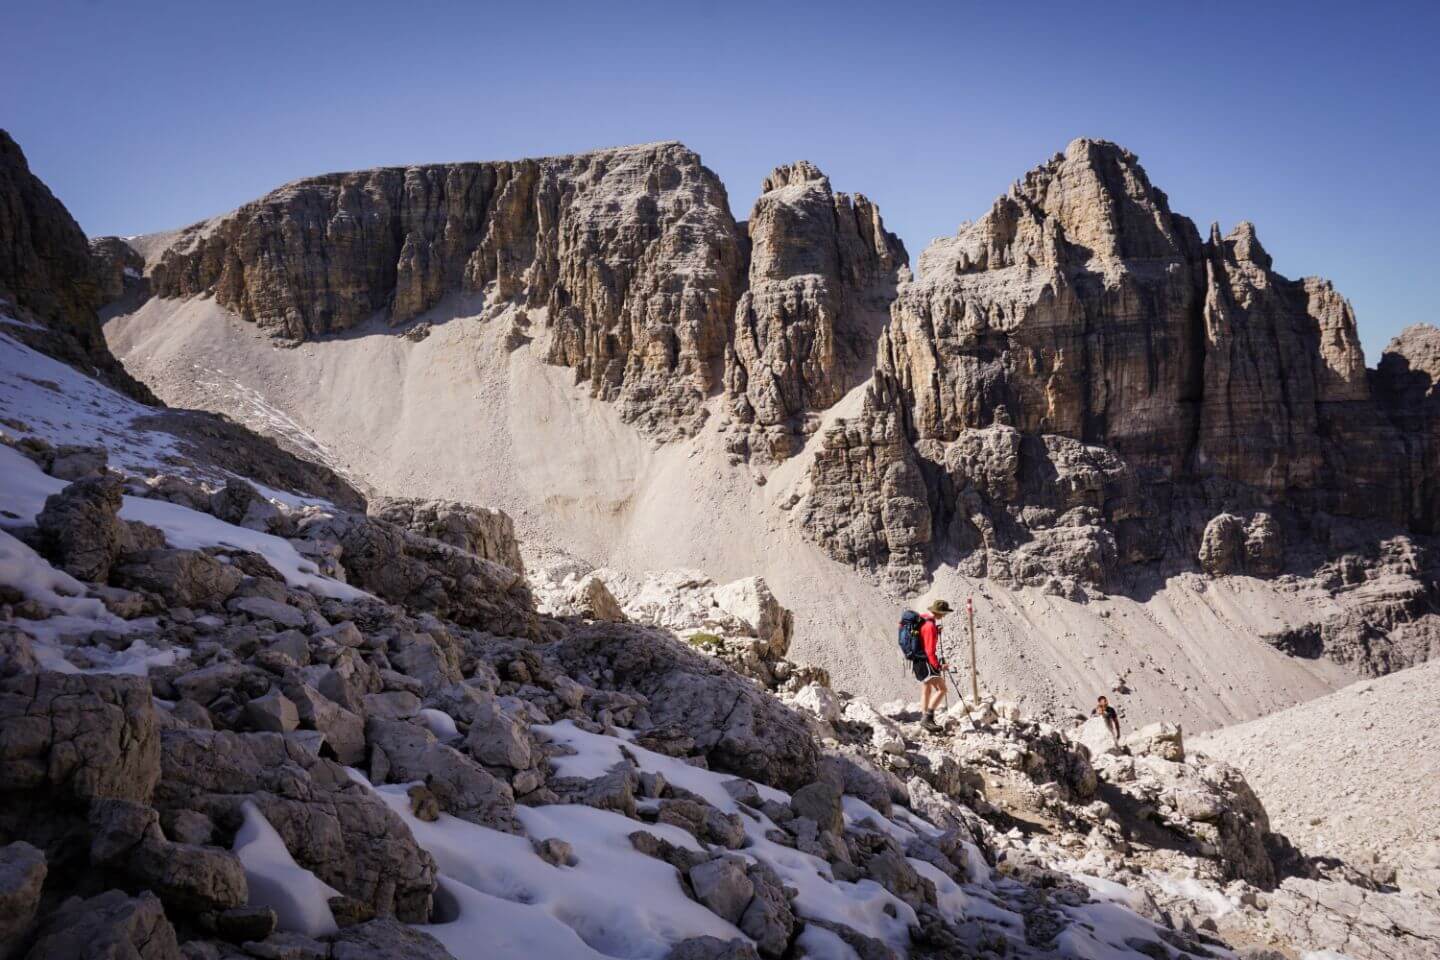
[928,599,953,614]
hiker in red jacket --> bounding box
[915,600,953,731]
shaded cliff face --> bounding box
[1374,324,1440,534]
[0,130,154,402]
[149,141,746,439]
[723,161,908,461]
[804,139,1420,594]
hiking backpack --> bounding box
[897,610,924,661]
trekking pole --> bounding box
[967,596,979,705]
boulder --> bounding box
[791,683,841,725]
[688,857,754,925]
[245,692,300,734]
[228,596,307,629]
[47,445,108,482]
[556,623,819,791]
[568,574,626,622]
[154,728,437,921]
[711,577,792,658]
[1124,721,1185,761]
[0,672,160,807]
[23,890,181,960]
[664,937,760,960]
[114,549,245,609]
[790,782,844,836]
[0,841,45,960]
[327,918,457,960]
[35,473,124,582]
[367,497,524,575]
[208,479,281,532]
[367,718,515,829]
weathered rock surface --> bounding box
[154,728,437,921]
[24,890,181,960]
[147,142,745,439]
[0,842,45,960]
[0,130,154,401]
[35,474,127,582]
[89,236,145,307]
[724,162,907,461]
[367,497,524,573]
[802,138,1436,603]
[301,512,536,637]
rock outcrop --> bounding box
[803,138,1433,600]
[1374,323,1440,534]
[147,142,746,439]
[0,130,154,401]
[723,162,907,461]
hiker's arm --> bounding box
[921,621,940,668]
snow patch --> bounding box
[233,800,340,936]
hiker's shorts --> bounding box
[912,659,942,682]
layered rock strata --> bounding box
[0,130,154,401]
[146,141,746,439]
[723,161,907,461]
[804,139,1435,604]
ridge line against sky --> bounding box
[4,0,1436,362]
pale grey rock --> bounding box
[35,473,124,582]
[1124,721,1184,761]
[327,918,457,960]
[724,161,906,461]
[367,718,515,829]
[154,728,437,921]
[688,857,754,925]
[227,596,306,629]
[244,692,300,734]
[149,143,744,440]
[367,497,524,574]
[114,549,245,609]
[567,573,625,622]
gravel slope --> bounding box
[105,294,1354,731]
[1194,660,1440,870]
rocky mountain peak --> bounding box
[722,165,908,461]
[1216,219,1273,270]
[803,138,1439,618]
[0,131,154,402]
[759,160,829,193]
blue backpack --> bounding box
[897,610,924,660]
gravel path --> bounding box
[1194,659,1440,871]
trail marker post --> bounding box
[967,596,979,705]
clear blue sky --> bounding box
[4,0,1436,362]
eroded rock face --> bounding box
[155,728,438,922]
[724,162,907,461]
[0,130,154,402]
[1374,323,1440,534]
[368,497,524,574]
[148,142,745,439]
[803,138,1422,593]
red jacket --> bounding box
[920,615,942,668]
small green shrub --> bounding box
[687,632,723,650]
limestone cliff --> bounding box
[803,139,1427,599]
[723,162,907,461]
[0,130,154,401]
[147,142,745,439]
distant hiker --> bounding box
[1094,695,1121,746]
[906,600,952,731]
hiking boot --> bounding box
[920,714,940,733]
